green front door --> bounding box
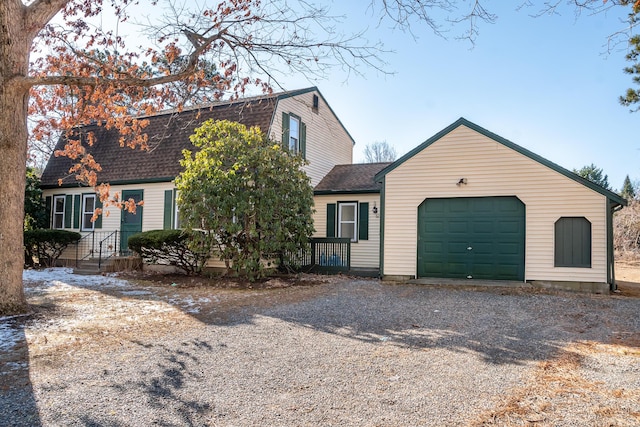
[120,189,143,254]
[417,196,525,281]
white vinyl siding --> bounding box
[43,182,175,261]
[382,125,608,283]
[314,194,381,269]
[273,93,353,187]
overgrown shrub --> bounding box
[24,229,81,268]
[127,229,211,275]
[614,200,640,259]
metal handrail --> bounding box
[98,230,118,270]
[75,231,96,267]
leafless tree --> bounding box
[364,141,398,163]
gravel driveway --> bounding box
[1,269,639,426]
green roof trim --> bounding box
[314,189,381,196]
[41,176,175,189]
[374,117,627,207]
[277,87,356,146]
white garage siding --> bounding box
[382,123,610,283]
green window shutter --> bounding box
[45,196,52,229]
[73,195,81,229]
[326,203,336,237]
[94,198,103,229]
[163,189,174,230]
[281,112,290,148]
[300,121,307,159]
[64,195,73,228]
[359,202,369,241]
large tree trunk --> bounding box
[0,2,32,315]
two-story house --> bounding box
[41,88,625,292]
[40,87,361,266]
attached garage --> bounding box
[418,196,525,281]
[375,118,626,290]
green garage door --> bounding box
[418,197,525,281]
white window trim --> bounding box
[81,194,96,231]
[338,202,358,243]
[53,195,65,229]
[173,191,181,229]
[289,115,300,152]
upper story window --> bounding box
[282,112,306,158]
[81,194,96,231]
[289,115,300,152]
[53,195,65,229]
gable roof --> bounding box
[315,162,392,194]
[374,117,626,207]
[41,95,278,188]
[41,86,355,188]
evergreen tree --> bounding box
[621,175,636,200]
[573,164,611,191]
[24,167,48,231]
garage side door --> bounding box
[417,197,525,281]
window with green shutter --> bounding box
[282,112,306,159]
[73,195,81,229]
[326,203,336,237]
[64,195,73,228]
[45,196,52,228]
[163,189,174,230]
[358,202,369,241]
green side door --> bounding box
[120,189,144,254]
[417,196,525,281]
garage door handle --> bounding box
[467,246,472,250]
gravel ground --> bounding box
[1,268,639,426]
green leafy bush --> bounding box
[176,120,314,281]
[127,229,210,275]
[24,229,81,268]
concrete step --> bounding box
[73,258,110,275]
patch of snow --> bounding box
[120,290,153,296]
[167,296,212,314]
[23,267,130,291]
[0,322,23,353]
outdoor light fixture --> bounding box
[456,178,468,186]
[372,203,378,215]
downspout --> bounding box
[378,176,385,279]
[608,200,624,291]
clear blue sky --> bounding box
[280,2,638,191]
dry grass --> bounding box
[470,339,640,427]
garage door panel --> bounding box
[418,196,525,281]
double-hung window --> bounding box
[81,194,96,231]
[282,112,306,157]
[338,202,358,242]
[289,115,300,152]
[53,195,65,229]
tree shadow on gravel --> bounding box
[0,317,42,427]
[180,280,639,366]
[129,339,214,426]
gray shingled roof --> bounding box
[41,96,278,188]
[314,162,392,194]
